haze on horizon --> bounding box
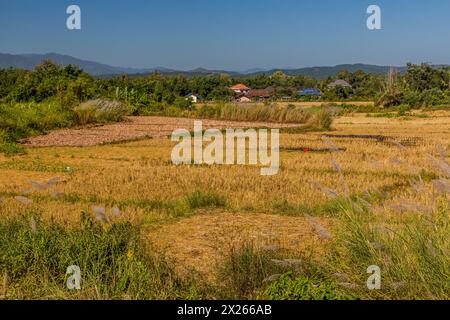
[1,0,449,71]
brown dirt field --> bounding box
[23,116,302,147]
[146,211,332,281]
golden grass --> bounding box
[1,110,449,280]
[147,211,331,281]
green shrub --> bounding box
[402,89,449,108]
[420,88,447,107]
[0,101,73,141]
[0,125,25,155]
[397,104,411,116]
[262,274,342,300]
[0,142,26,156]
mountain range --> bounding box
[0,52,438,79]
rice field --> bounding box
[0,110,449,300]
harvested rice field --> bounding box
[1,111,449,300]
[22,116,302,147]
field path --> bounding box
[23,116,302,147]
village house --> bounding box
[247,88,272,100]
[229,83,251,94]
[299,88,323,97]
[185,93,200,103]
[236,95,252,103]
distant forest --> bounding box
[1,60,449,111]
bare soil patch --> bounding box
[23,116,302,147]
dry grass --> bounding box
[1,109,449,298]
[146,211,332,281]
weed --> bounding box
[262,273,347,300]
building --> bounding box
[185,93,199,103]
[327,79,352,89]
[236,96,251,103]
[229,84,251,94]
[299,88,323,97]
[247,88,272,100]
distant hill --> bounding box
[0,53,161,76]
[251,64,407,78]
[241,68,269,75]
[1,52,447,79]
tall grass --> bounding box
[208,103,312,123]
[307,108,333,131]
[216,195,449,300]
[73,99,129,125]
[217,243,291,299]
[327,198,450,299]
[216,242,345,300]
[0,213,203,299]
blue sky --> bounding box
[1,0,449,70]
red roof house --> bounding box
[229,83,251,94]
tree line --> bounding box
[1,60,449,112]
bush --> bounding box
[0,128,26,155]
[262,274,342,300]
[403,90,422,108]
[420,89,447,107]
[0,101,73,141]
[376,91,404,108]
[0,141,26,156]
[397,89,449,108]
[173,97,193,109]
